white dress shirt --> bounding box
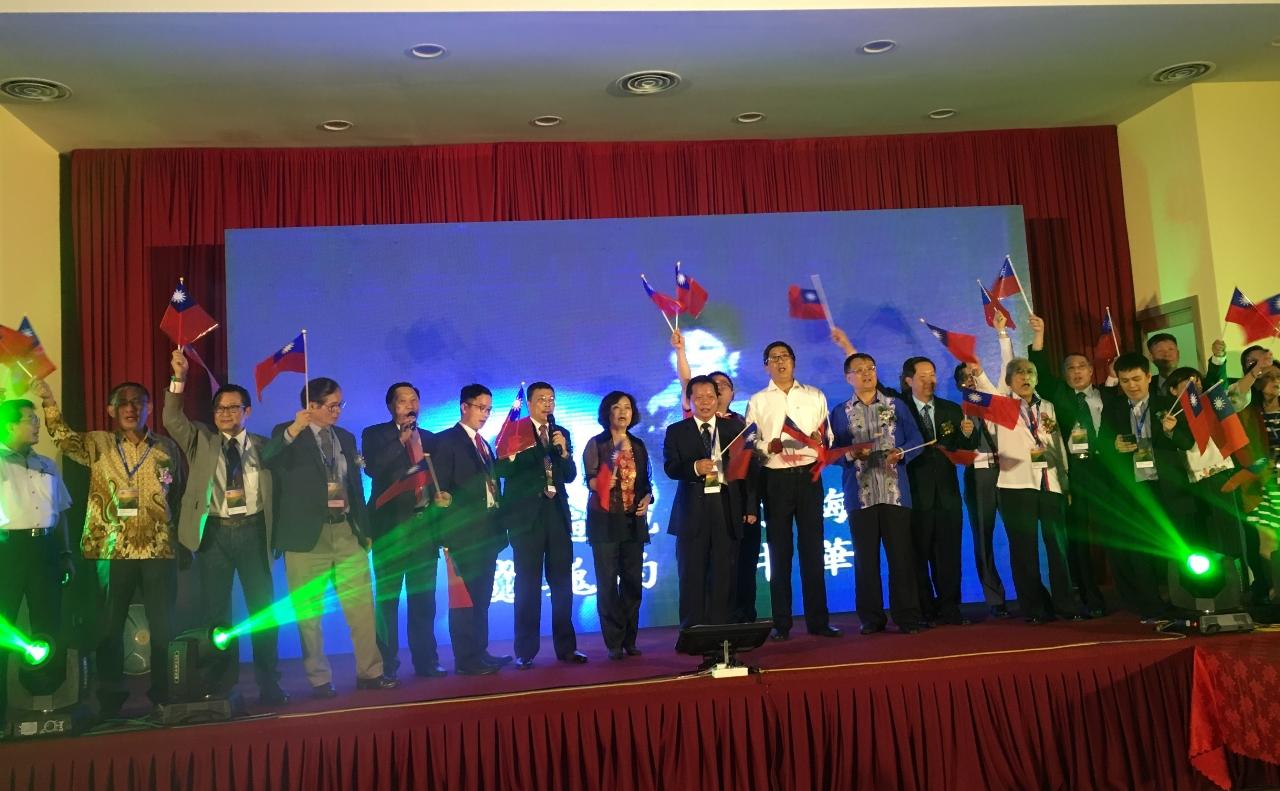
[0,441,72,530]
[988,397,1069,494]
[745,379,833,469]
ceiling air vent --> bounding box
[614,70,682,96]
[1149,61,1216,85]
[0,77,71,103]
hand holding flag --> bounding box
[494,385,537,458]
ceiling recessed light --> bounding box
[734,112,766,124]
[530,115,562,128]
[614,70,682,96]
[860,40,897,55]
[0,77,71,103]
[927,108,957,120]
[407,43,448,60]
[1149,61,1216,85]
[1270,36,1280,47]
[318,119,353,132]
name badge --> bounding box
[1134,444,1155,470]
[1069,427,1089,456]
[116,487,140,518]
[974,452,993,469]
[703,463,723,494]
[544,469,557,497]
[1030,447,1049,471]
[226,488,248,516]
[326,480,347,510]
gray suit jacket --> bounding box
[162,389,273,555]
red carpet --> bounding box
[3,613,1279,790]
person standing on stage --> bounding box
[37,378,184,713]
[583,391,652,659]
[262,378,397,698]
[496,381,585,669]
[0,397,74,718]
[744,341,839,641]
[830,353,928,634]
[362,381,446,680]
[664,376,752,629]
[432,384,511,676]
[899,355,977,626]
[164,349,288,705]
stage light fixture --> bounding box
[22,639,51,668]
[154,624,245,726]
[5,641,93,739]
[1168,549,1254,635]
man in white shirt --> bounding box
[0,398,74,716]
[744,341,839,641]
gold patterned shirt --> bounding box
[44,406,183,560]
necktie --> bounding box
[224,436,243,490]
[474,431,491,468]
[319,427,338,481]
[921,404,935,441]
[701,423,714,457]
[1076,391,1096,440]
[538,423,555,495]
[405,426,426,503]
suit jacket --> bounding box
[582,431,653,544]
[162,390,273,555]
[902,395,973,512]
[663,415,747,541]
[431,423,508,554]
[261,421,369,553]
[1028,347,1123,451]
[1099,393,1186,498]
[495,422,577,541]
[361,420,438,539]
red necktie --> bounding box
[405,427,426,503]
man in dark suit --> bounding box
[164,349,287,705]
[1027,315,1123,616]
[361,381,445,680]
[432,384,511,676]
[496,381,585,668]
[900,356,977,626]
[261,377,397,698]
[664,375,751,629]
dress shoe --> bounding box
[259,686,291,706]
[355,675,400,691]
[859,623,885,635]
[810,625,842,638]
[484,653,514,667]
[770,628,790,642]
[311,683,338,699]
[514,657,535,670]
[990,605,1012,619]
[1025,615,1048,625]
[414,664,448,678]
[382,667,399,681]
[455,663,499,676]
[622,645,643,657]
[940,614,972,626]
[608,648,625,661]
[1068,614,1088,622]
[1087,608,1106,619]
[899,624,923,635]
[559,651,589,664]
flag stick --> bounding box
[898,438,938,455]
[715,422,754,457]
[301,329,309,401]
[674,261,681,331]
[810,274,836,331]
[1106,306,1120,356]
[176,276,184,352]
[1007,256,1035,315]
[423,452,441,498]
[1167,379,1222,420]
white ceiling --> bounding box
[1,5,1279,152]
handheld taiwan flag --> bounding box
[922,320,979,365]
[988,256,1021,300]
[810,441,874,482]
[374,459,434,509]
[1258,293,1280,326]
[674,261,709,318]
[3,317,57,394]
[1225,288,1277,344]
[788,285,827,320]
[959,386,1021,430]
[159,279,219,347]
[980,285,1015,330]
[253,332,306,401]
[780,415,823,450]
[641,274,683,319]
[1207,386,1249,457]
[724,423,758,481]
[1093,312,1119,365]
[939,447,980,466]
[593,441,623,505]
[441,548,474,609]
[0,324,35,369]
[494,386,537,458]
[1178,379,1216,455]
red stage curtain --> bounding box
[67,128,1133,426]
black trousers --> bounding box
[0,531,63,713]
[511,498,576,660]
[909,502,963,620]
[199,515,280,695]
[1063,457,1108,612]
[1106,480,1168,618]
[591,538,644,650]
[447,533,500,671]
[372,518,439,675]
[962,465,1007,608]
[731,518,763,622]
[998,488,1084,620]
[762,466,829,633]
[675,495,737,629]
[850,504,920,628]
[97,558,177,707]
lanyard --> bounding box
[116,436,154,482]
[1021,400,1042,447]
[1132,401,1150,439]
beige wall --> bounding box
[0,105,62,455]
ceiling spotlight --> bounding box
[0,77,72,103]
[734,112,766,124]
[529,115,563,128]
[614,70,682,96]
[927,108,957,120]
[1149,61,1216,85]
[407,43,448,60]
[860,40,897,55]
[1271,36,1280,48]
[318,119,353,132]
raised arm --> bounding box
[32,379,93,467]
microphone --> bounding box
[545,413,558,456]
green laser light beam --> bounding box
[1186,553,1212,576]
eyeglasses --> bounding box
[531,395,555,404]
[464,401,493,414]
[848,366,876,375]
[766,354,794,363]
[213,404,246,414]
[111,398,146,409]
[313,401,346,412]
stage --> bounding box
[3,613,1279,791]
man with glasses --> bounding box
[164,349,287,705]
[432,385,511,676]
[262,377,396,698]
[744,342,839,641]
[496,382,585,668]
[36,377,185,714]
